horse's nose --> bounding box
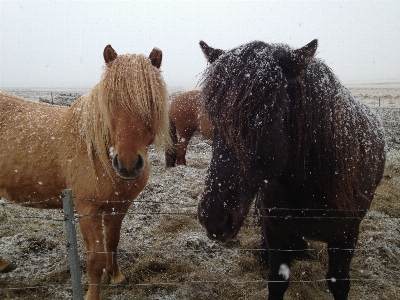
[112,153,144,179]
[198,199,235,243]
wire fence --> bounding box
[1,192,399,299]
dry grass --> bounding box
[373,151,400,214]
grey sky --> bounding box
[1,0,399,90]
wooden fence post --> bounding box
[62,189,84,300]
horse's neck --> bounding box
[67,85,100,126]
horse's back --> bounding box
[170,90,202,118]
[0,92,66,121]
[302,61,386,203]
[0,92,66,145]
[347,91,386,188]
[170,90,203,132]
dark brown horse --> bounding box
[197,40,386,300]
[165,90,212,167]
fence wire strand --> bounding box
[1,277,397,293]
[85,245,397,255]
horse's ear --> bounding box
[103,45,118,64]
[199,40,224,63]
[149,48,162,68]
[278,39,318,80]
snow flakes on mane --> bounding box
[201,40,386,211]
[200,41,288,158]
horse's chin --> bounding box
[115,170,143,180]
[207,232,237,244]
[205,227,240,244]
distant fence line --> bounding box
[0,190,399,299]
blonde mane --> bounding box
[67,53,171,181]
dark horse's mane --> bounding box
[201,41,385,211]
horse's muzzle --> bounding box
[198,202,239,243]
[112,153,144,180]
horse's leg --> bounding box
[165,120,178,168]
[326,227,359,300]
[79,214,105,300]
[255,190,269,277]
[260,228,308,279]
[176,128,195,165]
[103,213,127,284]
[326,246,354,300]
[259,232,269,278]
[266,229,292,300]
[0,256,16,273]
[257,183,306,279]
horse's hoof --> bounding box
[0,262,17,273]
[110,274,128,285]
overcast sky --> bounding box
[1,0,399,90]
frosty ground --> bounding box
[0,84,399,299]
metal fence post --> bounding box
[62,189,84,300]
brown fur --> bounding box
[0,256,16,273]
[0,45,170,300]
[165,90,212,167]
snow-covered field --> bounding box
[1,84,399,299]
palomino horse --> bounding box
[0,45,170,300]
[165,90,212,167]
[197,40,386,300]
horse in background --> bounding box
[165,90,212,167]
[0,45,170,300]
[197,40,385,300]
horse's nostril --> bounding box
[224,213,233,230]
[112,154,119,169]
[135,154,144,171]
